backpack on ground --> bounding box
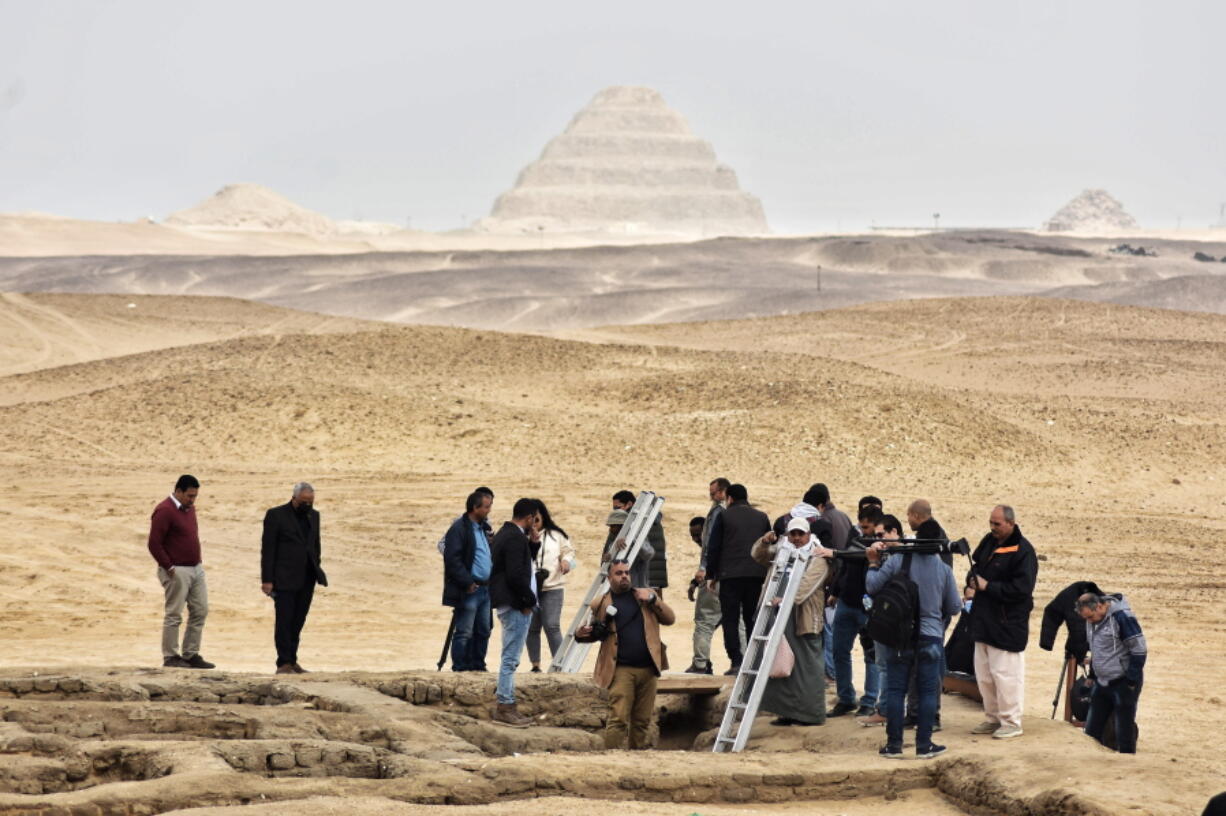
[866,552,919,649]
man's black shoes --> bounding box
[685,663,714,675]
[184,654,215,669]
[855,705,875,718]
[828,702,858,717]
[724,664,742,676]
[917,743,947,759]
[878,745,904,759]
[162,655,192,669]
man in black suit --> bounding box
[489,497,540,727]
[261,482,328,674]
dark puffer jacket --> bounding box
[967,525,1038,652]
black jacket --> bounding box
[489,521,538,610]
[1039,580,1103,662]
[261,503,327,591]
[967,525,1038,652]
[706,502,770,581]
[442,514,484,608]
[645,517,668,589]
[915,518,953,569]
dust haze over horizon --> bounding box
[1,0,1223,234]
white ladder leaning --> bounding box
[712,539,812,752]
[549,490,664,673]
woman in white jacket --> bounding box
[528,499,577,672]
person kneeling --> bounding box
[576,559,675,749]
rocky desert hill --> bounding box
[0,294,1223,814]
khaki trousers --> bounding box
[158,565,208,658]
[973,642,1024,729]
[692,584,722,669]
[605,665,658,749]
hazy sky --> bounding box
[2,1,1223,232]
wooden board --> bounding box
[656,674,733,695]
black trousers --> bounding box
[719,576,764,666]
[274,579,315,667]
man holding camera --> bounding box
[865,525,962,759]
[576,559,676,749]
[1077,591,1146,754]
[968,504,1038,740]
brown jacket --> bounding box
[581,591,675,689]
[752,534,830,637]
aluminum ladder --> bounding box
[548,490,664,673]
[712,539,813,752]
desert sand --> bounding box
[3,231,1226,333]
[0,289,1224,814]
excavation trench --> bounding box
[0,671,1117,815]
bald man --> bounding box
[968,505,1037,740]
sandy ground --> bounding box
[0,292,1223,814]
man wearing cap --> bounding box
[604,508,655,588]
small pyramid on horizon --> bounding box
[481,86,768,236]
[1044,189,1139,233]
[166,183,336,236]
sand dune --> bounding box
[1045,273,1226,314]
[1,294,1224,814]
[4,231,1226,329]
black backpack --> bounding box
[866,553,919,649]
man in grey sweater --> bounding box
[866,540,961,759]
[1077,592,1147,754]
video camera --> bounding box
[835,536,971,561]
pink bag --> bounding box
[769,634,795,678]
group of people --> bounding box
[147,474,1147,756]
[439,487,671,733]
[147,475,326,674]
[686,478,1146,757]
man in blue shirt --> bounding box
[442,491,494,671]
[865,538,961,759]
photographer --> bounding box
[1077,592,1146,754]
[865,522,961,759]
[576,559,675,749]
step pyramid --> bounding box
[482,86,768,236]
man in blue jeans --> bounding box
[441,490,495,671]
[828,505,884,717]
[489,498,540,727]
[865,534,961,758]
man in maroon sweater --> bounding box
[147,475,214,669]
